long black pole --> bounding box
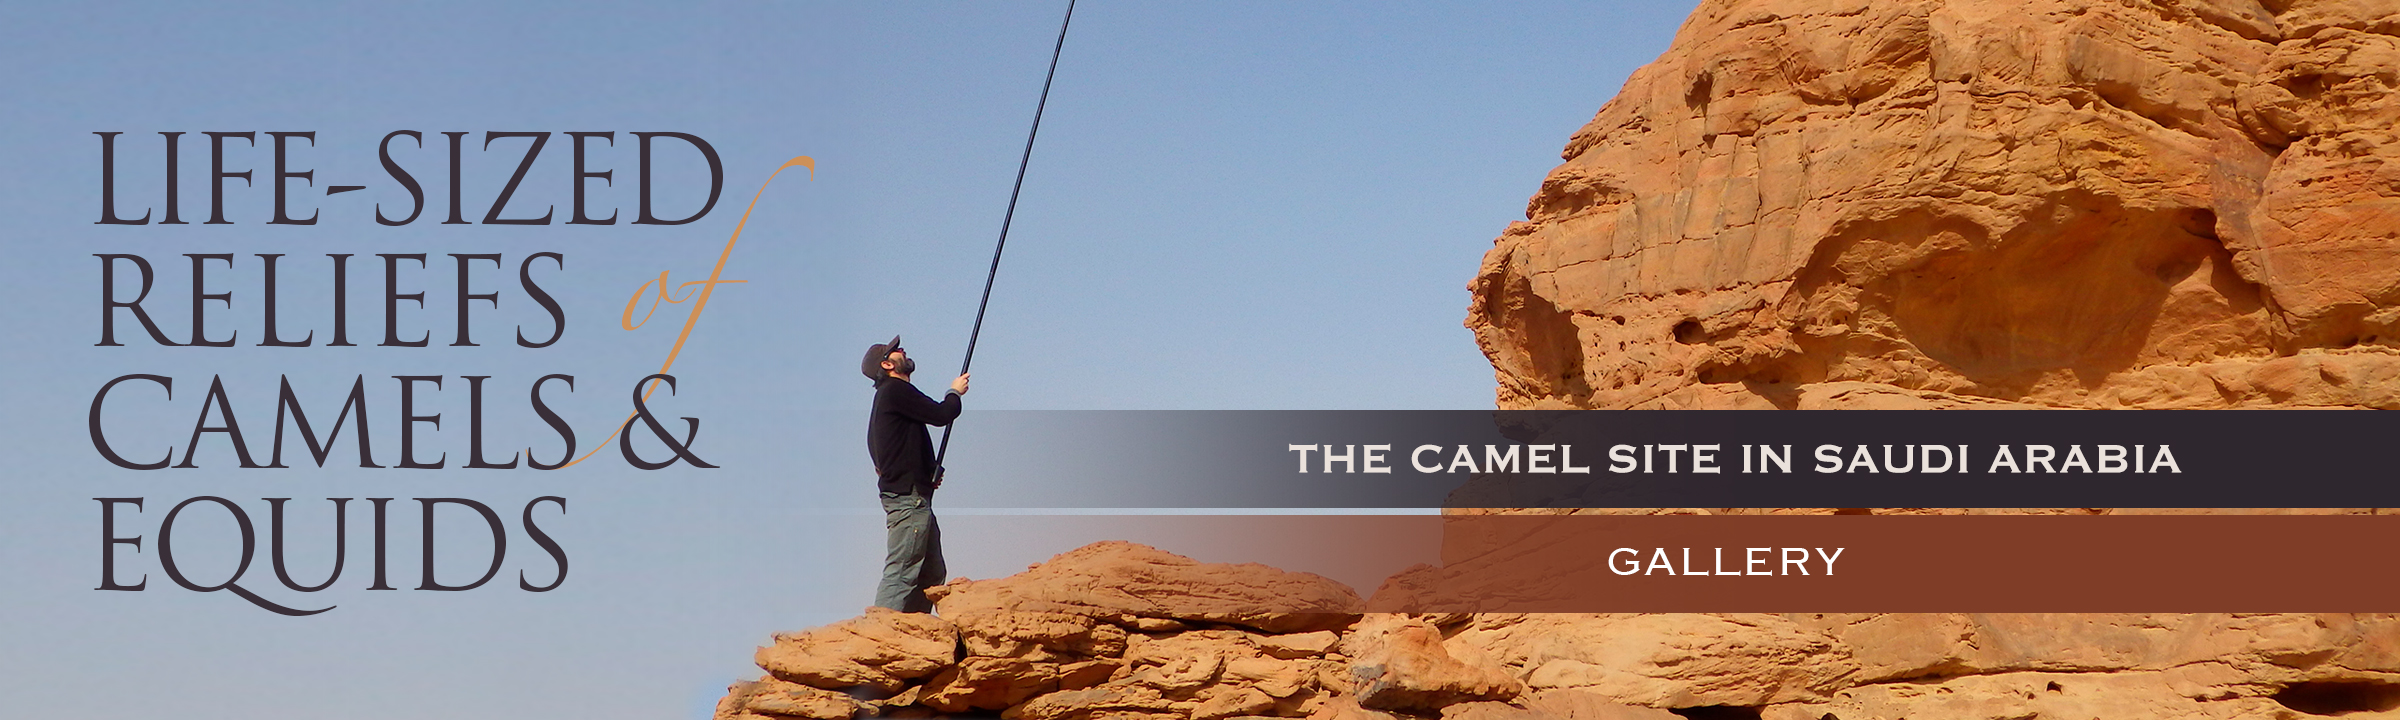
[935,0,1076,476]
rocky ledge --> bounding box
[715,541,2400,720]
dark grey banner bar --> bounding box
[937,410,2400,508]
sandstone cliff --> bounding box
[1467,0,2400,409]
[716,542,2400,720]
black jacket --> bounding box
[868,377,962,496]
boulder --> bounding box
[1447,614,1855,707]
[920,657,1058,713]
[929,541,1363,634]
[1342,615,1524,713]
[951,610,1129,660]
[1003,682,1183,720]
[753,606,958,693]
[1261,631,1343,660]
[716,678,866,720]
[1440,691,1686,720]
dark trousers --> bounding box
[872,491,945,612]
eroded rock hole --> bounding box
[1687,72,1714,109]
[1673,319,1706,344]
[2283,73,2329,101]
[1670,706,1764,720]
[2273,680,2400,716]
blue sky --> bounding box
[0,2,1697,718]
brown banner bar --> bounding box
[1364,514,2400,612]
[955,514,2400,614]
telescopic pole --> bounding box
[933,0,1078,479]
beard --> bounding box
[891,356,917,376]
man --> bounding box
[862,336,969,613]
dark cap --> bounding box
[862,335,902,382]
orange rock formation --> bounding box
[1467,0,2400,409]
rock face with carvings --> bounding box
[714,541,2400,720]
[1466,0,2400,409]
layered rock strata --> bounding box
[1466,0,2400,409]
